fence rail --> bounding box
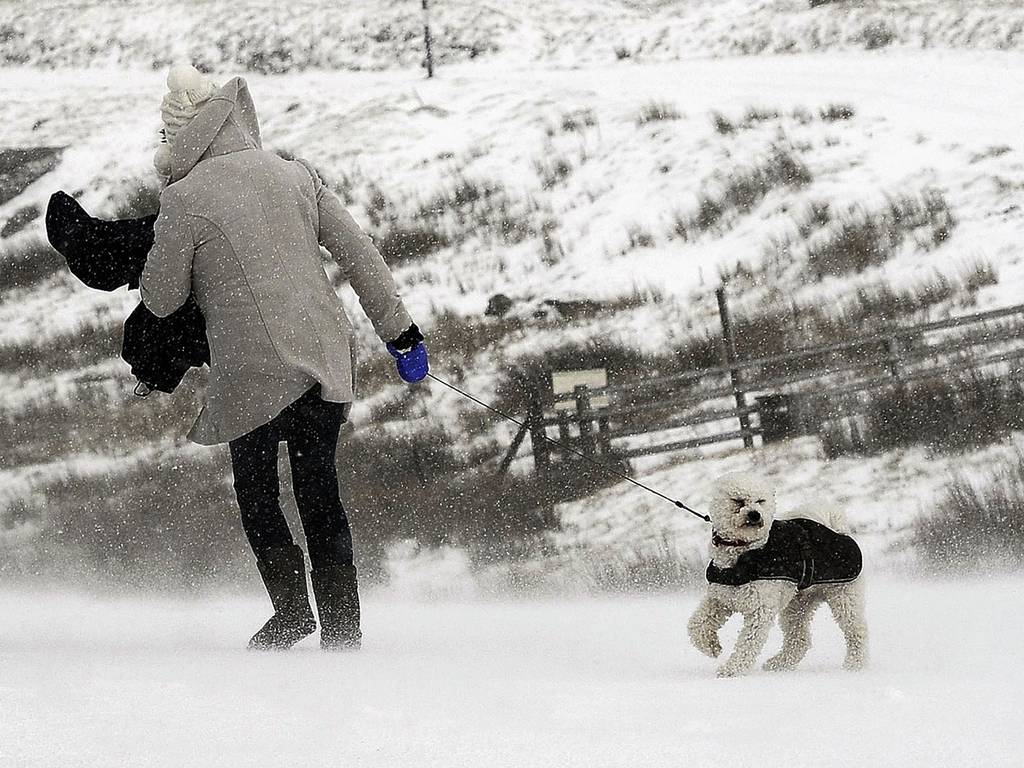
[556,300,1024,402]
[500,296,1024,476]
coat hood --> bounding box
[168,77,262,183]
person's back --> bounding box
[177,149,331,319]
[176,148,343,328]
[143,75,410,445]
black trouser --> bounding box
[228,385,353,570]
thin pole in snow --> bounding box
[422,0,435,78]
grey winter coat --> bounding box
[140,77,412,445]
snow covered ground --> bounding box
[2,577,1021,767]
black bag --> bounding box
[45,191,209,393]
[121,297,209,394]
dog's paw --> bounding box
[763,654,794,672]
[715,663,746,678]
[843,654,867,672]
[691,634,721,659]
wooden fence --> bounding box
[499,294,1024,475]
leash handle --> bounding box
[424,372,711,523]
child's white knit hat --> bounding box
[160,63,219,143]
[154,64,218,176]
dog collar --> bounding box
[712,531,749,548]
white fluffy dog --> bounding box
[688,471,868,677]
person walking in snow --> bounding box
[141,65,429,651]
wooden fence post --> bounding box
[574,384,595,457]
[527,389,550,475]
[885,335,904,379]
[497,418,531,477]
[558,410,571,455]
[597,416,612,454]
[716,287,754,449]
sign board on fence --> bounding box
[552,368,609,411]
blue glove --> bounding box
[387,341,429,383]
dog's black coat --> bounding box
[45,191,209,393]
[706,518,862,590]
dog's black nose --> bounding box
[746,509,762,524]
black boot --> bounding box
[310,564,362,651]
[248,544,317,651]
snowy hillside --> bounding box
[2,1,1024,589]
[3,0,1024,71]
[4,52,1023,345]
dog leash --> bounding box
[425,372,711,523]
